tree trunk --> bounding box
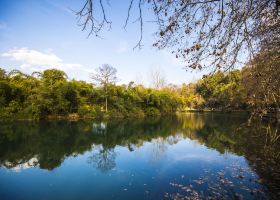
[105,84,108,113]
[105,97,108,113]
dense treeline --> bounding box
[179,52,279,120]
[179,70,247,111]
[0,68,181,119]
[0,59,279,120]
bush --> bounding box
[145,107,160,117]
[78,105,103,119]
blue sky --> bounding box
[0,0,206,86]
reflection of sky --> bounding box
[0,133,261,200]
[2,133,244,172]
[115,136,245,176]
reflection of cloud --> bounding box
[2,47,82,72]
[148,135,184,163]
[4,157,39,172]
[173,154,216,162]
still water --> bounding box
[0,113,279,199]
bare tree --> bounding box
[134,73,144,86]
[76,0,280,71]
[149,66,167,89]
[90,64,117,112]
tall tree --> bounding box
[41,69,68,87]
[90,64,117,112]
[242,51,280,118]
[149,66,167,89]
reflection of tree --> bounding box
[187,115,280,200]
[88,146,116,172]
[0,121,98,170]
[150,138,167,162]
[0,112,279,198]
[236,122,280,200]
[92,122,107,135]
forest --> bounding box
[1,53,279,120]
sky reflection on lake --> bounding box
[0,113,279,199]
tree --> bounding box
[152,0,280,71]
[0,68,7,80]
[149,66,167,89]
[196,70,246,110]
[41,69,68,87]
[242,51,280,118]
[0,68,11,107]
[90,64,117,112]
[77,0,280,71]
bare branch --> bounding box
[124,0,134,29]
[133,0,143,50]
[75,0,111,37]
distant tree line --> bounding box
[0,65,180,120]
[0,59,279,120]
[179,52,279,120]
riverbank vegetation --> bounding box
[0,66,181,120]
[1,60,279,120]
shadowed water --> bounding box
[0,113,279,199]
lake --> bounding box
[0,113,279,199]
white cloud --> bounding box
[2,48,62,65]
[2,48,82,71]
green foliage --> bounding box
[0,68,181,120]
[41,69,67,85]
[178,83,204,109]
[145,107,160,117]
[195,70,247,110]
[1,63,276,120]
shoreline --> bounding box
[0,110,278,122]
[0,110,249,122]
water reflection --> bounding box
[88,146,116,172]
[0,113,279,199]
